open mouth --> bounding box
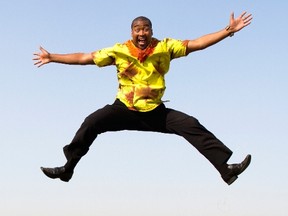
[138,38,147,47]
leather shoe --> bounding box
[222,154,251,185]
[40,166,73,182]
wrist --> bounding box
[225,25,234,37]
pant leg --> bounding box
[164,108,233,174]
[63,100,148,170]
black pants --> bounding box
[64,99,232,176]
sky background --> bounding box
[1,0,287,215]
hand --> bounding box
[229,11,253,33]
[33,46,51,67]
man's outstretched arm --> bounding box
[33,46,94,67]
[186,11,253,54]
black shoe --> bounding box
[40,166,73,182]
[222,154,251,185]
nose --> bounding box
[139,29,145,35]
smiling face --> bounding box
[131,17,153,50]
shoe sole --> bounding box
[226,175,238,185]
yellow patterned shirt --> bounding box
[92,38,188,112]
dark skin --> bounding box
[131,19,153,50]
[33,12,252,67]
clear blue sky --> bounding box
[1,1,287,215]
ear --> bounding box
[151,29,153,36]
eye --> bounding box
[144,27,150,32]
[134,28,141,33]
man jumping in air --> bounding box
[33,12,252,185]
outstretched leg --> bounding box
[41,100,147,182]
[164,108,251,185]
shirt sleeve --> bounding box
[92,47,115,67]
[165,38,189,59]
